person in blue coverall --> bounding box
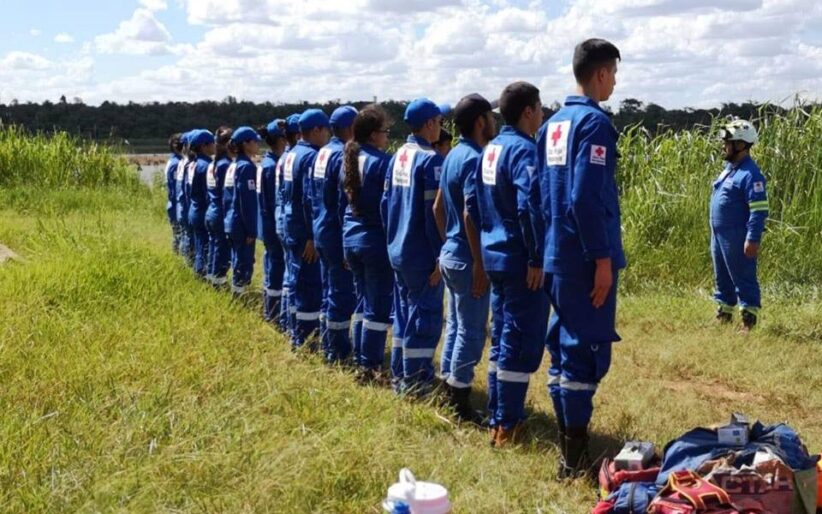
[206,126,234,288]
[340,104,394,382]
[382,98,445,396]
[311,106,359,363]
[277,114,302,339]
[175,131,195,266]
[188,129,216,279]
[165,133,183,254]
[471,82,546,447]
[432,93,496,425]
[223,127,260,297]
[536,39,623,477]
[282,109,329,349]
[257,120,288,327]
[711,119,768,331]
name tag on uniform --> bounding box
[186,162,196,184]
[314,148,332,179]
[392,147,416,187]
[284,153,296,182]
[357,154,367,179]
[256,165,263,194]
[482,144,503,186]
[224,162,236,188]
[206,162,217,188]
[546,120,570,166]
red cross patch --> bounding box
[590,145,607,166]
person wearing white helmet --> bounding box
[710,118,769,331]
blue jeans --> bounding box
[439,260,489,388]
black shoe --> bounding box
[448,385,488,427]
[559,427,590,480]
[741,310,757,331]
[716,307,733,324]
[556,424,567,476]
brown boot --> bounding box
[489,426,498,447]
[493,423,524,448]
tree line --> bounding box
[0,95,800,151]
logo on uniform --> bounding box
[225,163,237,188]
[433,166,442,182]
[546,120,571,166]
[247,179,256,191]
[392,147,415,187]
[315,148,332,179]
[753,181,764,193]
[590,145,607,166]
[186,161,196,184]
[284,152,296,182]
[482,144,502,186]
[357,155,367,179]
[207,163,217,188]
[175,161,186,181]
[256,165,263,193]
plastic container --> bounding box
[383,469,451,514]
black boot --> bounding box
[716,306,733,324]
[559,426,590,479]
[741,310,757,331]
[556,423,566,476]
[449,385,487,426]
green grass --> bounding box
[1,113,821,512]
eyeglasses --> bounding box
[377,129,391,134]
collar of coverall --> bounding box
[499,125,533,140]
[565,95,609,115]
[406,134,434,148]
[458,136,483,153]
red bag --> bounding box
[649,470,734,513]
[591,499,615,514]
[598,457,661,498]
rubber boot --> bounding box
[493,422,524,448]
[449,386,487,427]
[741,310,757,332]
[716,306,733,324]
[556,422,567,476]
[559,426,590,479]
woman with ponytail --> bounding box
[341,105,394,381]
[205,126,234,288]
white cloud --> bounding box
[7,0,822,108]
[30,29,42,37]
[138,0,168,11]
[0,51,93,103]
[94,8,183,55]
[54,33,75,44]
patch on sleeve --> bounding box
[546,120,570,166]
[433,166,442,182]
[247,179,256,191]
[224,163,236,188]
[187,162,196,184]
[590,145,607,166]
[753,181,765,193]
[482,144,503,186]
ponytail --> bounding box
[343,141,363,217]
[344,104,389,218]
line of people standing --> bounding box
[162,38,769,480]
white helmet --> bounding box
[719,118,758,145]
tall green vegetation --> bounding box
[618,104,822,292]
[0,126,141,190]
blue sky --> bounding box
[1,0,821,109]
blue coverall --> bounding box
[165,153,181,254]
[224,154,258,294]
[189,153,212,278]
[206,155,232,286]
[259,151,286,326]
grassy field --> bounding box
[1,113,821,513]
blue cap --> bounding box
[299,109,330,131]
[286,114,301,134]
[330,106,358,129]
[190,129,215,147]
[181,130,194,145]
[404,98,442,127]
[266,119,285,137]
[438,103,452,117]
[231,126,262,144]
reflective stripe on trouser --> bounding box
[390,277,406,380]
[230,236,255,290]
[440,263,490,388]
[396,268,445,390]
[487,289,504,426]
[487,269,549,430]
[711,227,761,313]
[319,245,356,362]
[262,237,285,325]
[206,220,231,281]
[286,240,322,348]
[547,271,618,428]
[345,245,394,370]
